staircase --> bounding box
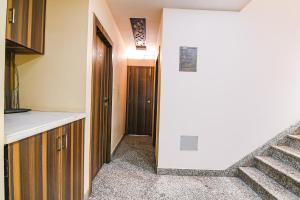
[238,134,300,200]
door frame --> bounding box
[89,14,113,191]
[154,47,161,167]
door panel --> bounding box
[6,0,46,53]
[62,121,84,200]
[6,120,84,200]
[90,34,104,180]
[8,133,46,200]
[126,66,155,135]
[47,128,62,200]
[71,120,84,200]
[61,124,71,200]
[90,29,112,181]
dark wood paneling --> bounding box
[62,124,71,200]
[62,120,84,200]
[47,127,62,200]
[8,132,47,200]
[90,15,113,187]
[126,66,155,135]
[6,120,85,200]
[6,0,46,54]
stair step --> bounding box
[255,156,300,196]
[288,135,300,141]
[270,145,300,171]
[287,135,300,150]
[238,167,300,200]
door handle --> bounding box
[62,134,68,149]
[146,100,151,104]
[8,8,15,24]
[56,136,62,151]
[104,97,109,106]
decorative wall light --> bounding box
[130,18,146,50]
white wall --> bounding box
[84,0,127,195]
[158,0,300,170]
[0,0,7,199]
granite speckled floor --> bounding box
[89,135,261,200]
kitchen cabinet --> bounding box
[5,119,84,200]
[6,0,46,54]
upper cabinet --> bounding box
[6,0,46,54]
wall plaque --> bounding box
[179,46,197,72]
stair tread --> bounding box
[272,145,300,159]
[289,135,300,140]
[256,156,300,182]
[239,167,300,200]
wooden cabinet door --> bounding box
[47,127,63,200]
[71,120,84,200]
[61,120,84,200]
[6,0,46,53]
[6,120,84,200]
[7,132,48,200]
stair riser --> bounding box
[285,137,300,150]
[238,169,277,200]
[255,159,300,196]
[269,148,300,171]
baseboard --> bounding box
[227,120,300,173]
[157,168,235,177]
[111,133,126,157]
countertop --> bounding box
[4,111,86,144]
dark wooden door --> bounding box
[6,0,46,53]
[126,66,155,135]
[90,25,113,181]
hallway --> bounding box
[89,135,261,200]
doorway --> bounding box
[90,15,113,183]
[126,66,155,136]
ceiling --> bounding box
[106,0,252,58]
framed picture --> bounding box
[179,46,197,72]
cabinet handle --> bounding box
[8,8,15,24]
[62,134,68,149]
[56,136,62,151]
[4,159,9,178]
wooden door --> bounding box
[126,66,155,135]
[6,0,46,54]
[90,19,113,182]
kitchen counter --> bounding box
[4,111,85,144]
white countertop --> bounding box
[4,111,86,144]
